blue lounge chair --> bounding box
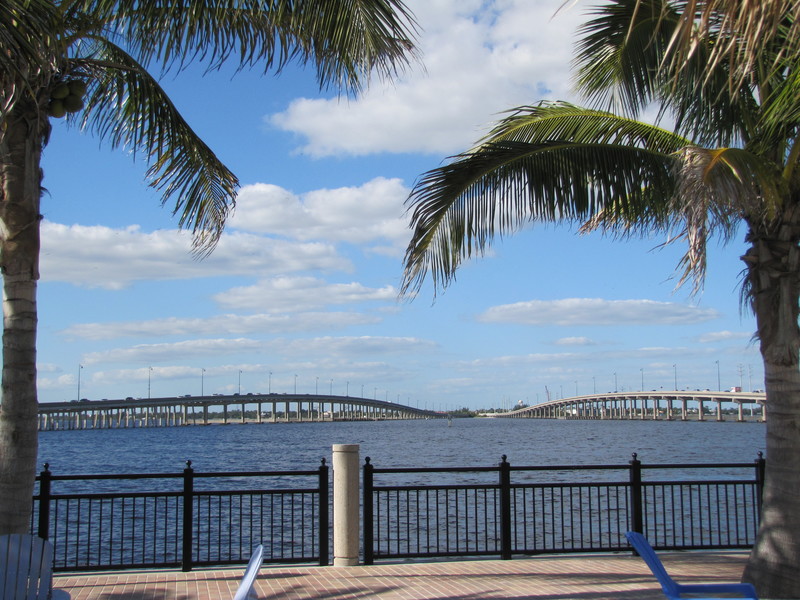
[0,534,70,600]
[232,544,264,600]
[626,531,757,600]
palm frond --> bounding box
[574,0,759,148]
[0,0,61,112]
[402,107,686,297]
[70,0,418,93]
[480,102,688,153]
[74,41,238,254]
[655,0,800,95]
[574,0,677,115]
[664,146,778,291]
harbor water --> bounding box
[39,417,767,475]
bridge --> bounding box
[496,390,766,422]
[38,393,442,431]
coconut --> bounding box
[68,79,88,97]
[62,94,84,113]
[48,99,66,118]
[51,83,70,100]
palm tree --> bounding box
[403,0,798,597]
[0,0,416,535]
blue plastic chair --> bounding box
[232,544,264,600]
[626,532,757,600]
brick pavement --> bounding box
[55,551,749,600]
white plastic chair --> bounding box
[0,534,70,600]
[232,544,264,600]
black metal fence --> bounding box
[32,460,329,571]
[31,453,764,571]
[362,453,764,564]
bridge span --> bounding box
[38,393,441,431]
[497,390,766,422]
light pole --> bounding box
[330,379,333,395]
[269,371,272,394]
[640,368,644,391]
[77,364,83,401]
[614,372,618,393]
[346,381,349,396]
[294,374,297,394]
[201,368,205,396]
[238,370,242,395]
[673,364,677,390]
[148,366,152,399]
[716,360,721,390]
[315,376,319,395]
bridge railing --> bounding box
[31,460,329,572]
[363,453,764,564]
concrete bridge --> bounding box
[38,393,441,431]
[497,390,766,422]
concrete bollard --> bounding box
[332,444,360,566]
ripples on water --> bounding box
[39,418,766,476]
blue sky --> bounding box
[35,0,762,410]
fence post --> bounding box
[181,460,194,572]
[755,451,766,516]
[499,455,512,560]
[332,444,360,566]
[37,463,52,540]
[629,453,643,535]
[318,458,330,565]
[363,457,374,565]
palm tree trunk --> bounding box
[741,205,800,598]
[0,97,46,534]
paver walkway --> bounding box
[55,551,749,600]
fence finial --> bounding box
[365,456,371,464]
[43,463,50,472]
[501,455,508,464]
[186,460,192,468]
[321,457,327,466]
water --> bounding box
[37,418,766,568]
[38,418,766,476]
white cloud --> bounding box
[228,177,410,250]
[553,337,598,346]
[38,373,74,390]
[477,298,721,326]
[62,311,382,341]
[81,338,263,365]
[454,352,582,368]
[40,222,350,289]
[697,330,754,344]
[214,276,396,312]
[269,336,438,357]
[91,365,203,386]
[269,0,584,157]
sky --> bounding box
[35,0,763,411]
